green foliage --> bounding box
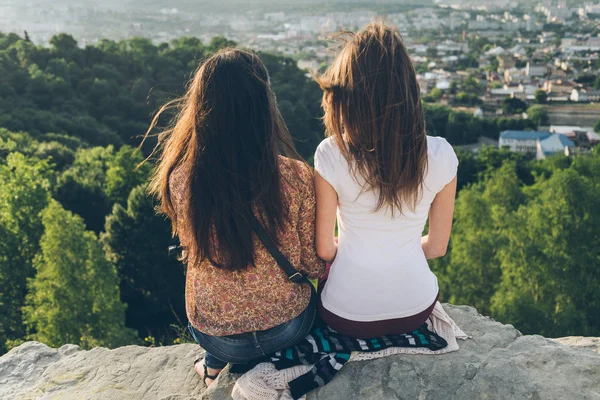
[435,150,600,336]
[0,153,52,352]
[104,146,151,204]
[23,200,136,349]
[595,118,600,133]
[492,163,600,336]
[54,146,116,232]
[454,92,482,106]
[0,33,327,352]
[496,117,536,132]
[209,37,237,51]
[102,186,186,343]
[534,89,548,104]
[430,88,443,101]
[0,33,324,161]
[526,105,550,128]
[462,76,482,95]
[423,103,536,145]
[449,80,458,94]
[438,162,524,315]
[502,97,528,115]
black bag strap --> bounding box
[249,214,307,284]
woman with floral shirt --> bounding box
[146,48,324,386]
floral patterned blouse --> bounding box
[169,157,325,336]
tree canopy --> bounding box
[23,200,136,348]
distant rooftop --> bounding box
[550,125,594,134]
[539,134,575,155]
[587,131,600,142]
[500,130,551,140]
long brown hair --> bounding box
[316,22,427,215]
[146,48,302,270]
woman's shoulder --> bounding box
[425,136,459,191]
[426,135,456,161]
[426,135,453,151]
[314,136,345,177]
[315,136,341,158]
[278,156,313,183]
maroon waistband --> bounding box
[319,292,440,340]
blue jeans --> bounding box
[188,297,317,369]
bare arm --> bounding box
[422,176,457,260]
[315,171,338,262]
[296,165,326,278]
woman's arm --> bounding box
[315,171,338,262]
[422,176,457,260]
[296,164,326,278]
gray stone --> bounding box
[1,305,599,400]
[551,337,600,354]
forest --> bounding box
[0,32,599,354]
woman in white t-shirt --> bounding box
[313,22,459,339]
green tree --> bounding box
[449,80,458,94]
[23,200,135,348]
[454,148,480,190]
[454,92,482,106]
[102,186,186,343]
[54,146,115,233]
[594,119,600,133]
[534,89,548,104]
[430,88,443,101]
[463,76,482,95]
[105,146,151,205]
[49,34,78,54]
[492,166,600,336]
[0,153,52,352]
[209,37,237,51]
[526,105,550,128]
[424,104,451,137]
[438,163,525,315]
[502,97,528,115]
[101,185,185,343]
[49,34,80,63]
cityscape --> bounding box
[2,0,600,158]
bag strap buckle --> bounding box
[288,272,304,283]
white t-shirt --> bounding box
[314,135,459,321]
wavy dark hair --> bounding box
[146,48,303,270]
[316,22,428,215]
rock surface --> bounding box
[1,305,599,400]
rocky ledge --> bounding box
[1,305,599,400]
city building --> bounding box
[570,89,600,102]
[499,130,552,154]
[587,131,600,144]
[525,62,548,77]
[550,125,595,140]
[536,134,575,160]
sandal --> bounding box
[194,357,220,386]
